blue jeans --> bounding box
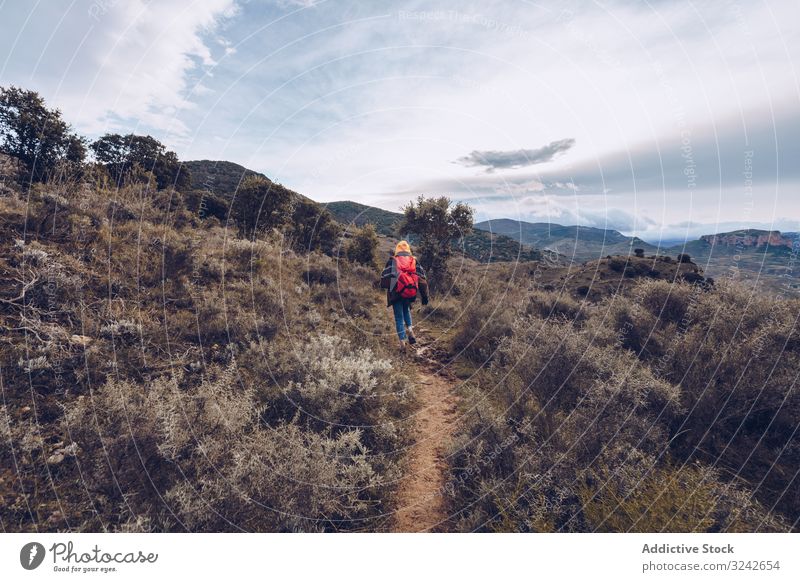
[392,300,413,340]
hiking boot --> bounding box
[406,327,417,345]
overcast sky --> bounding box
[1,0,798,241]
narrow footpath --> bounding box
[393,337,460,532]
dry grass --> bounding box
[440,258,798,532]
[0,179,410,532]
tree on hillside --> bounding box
[347,223,379,267]
[398,195,474,291]
[0,86,86,183]
[231,175,295,238]
[90,133,190,190]
[289,198,341,255]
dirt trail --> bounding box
[392,338,460,532]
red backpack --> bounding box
[394,255,419,299]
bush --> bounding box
[608,257,627,272]
[63,365,394,531]
[282,334,408,424]
[346,224,379,267]
[637,279,695,325]
[525,289,585,322]
[303,254,338,285]
[443,276,799,531]
[451,299,515,364]
[184,189,229,221]
[288,199,341,255]
[581,464,786,532]
[231,175,293,237]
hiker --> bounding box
[380,240,429,350]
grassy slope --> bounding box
[0,182,412,532]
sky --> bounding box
[1,0,798,242]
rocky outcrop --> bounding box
[701,230,793,249]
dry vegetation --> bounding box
[0,177,412,532]
[437,258,799,532]
[1,173,798,533]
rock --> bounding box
[46,452,65,465]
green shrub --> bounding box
[346,223,379,267]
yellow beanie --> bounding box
[395,240,411,254]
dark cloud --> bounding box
[456,138,575,172]
[434,106,800,194]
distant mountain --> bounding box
[699,229,795,249]
[476,218,661,261]
[325,201,544,263]
[663,229,799,293]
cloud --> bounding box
[455,138,576,172]
[517,194,655,233]
[0,0,237,137]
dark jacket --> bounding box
[380,252,429,306]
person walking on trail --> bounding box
[380,240,429,351]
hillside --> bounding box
[669,231,799,294]
[1,176,798,533]
[326,201,544,263]
[536,253,708,300]
[183,159,315,205]
[182,159,264,197]
[476,218,661,260]
[476,219,799,295]
[0,178,411,532]
[324,200,400,236]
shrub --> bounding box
[581,464,786,532]
[184,189,229,221]
[451,299,515,363]
[346,223,379,267]
[63,366,394,531]
[608,257,627,272]
[302,254,338,285]
[282,334,407,424]
[230,175,293,237]
[636,279,695,325]
[525,289,585,322]
[288,199,341,255]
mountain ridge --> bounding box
[324,201,545,263]
[181,161,797,289]
[475,217,661,260]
